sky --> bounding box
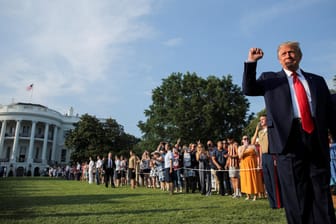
[0,0,335,138]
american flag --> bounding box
[26,84,34,91]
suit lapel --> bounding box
[278,70,295,119]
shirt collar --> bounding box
[283,68,303,78]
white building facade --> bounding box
[0,102,79,177]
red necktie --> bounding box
[292,72,314,133]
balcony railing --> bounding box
[0,158,10,162]
[17,156,26,162]
[20,133,30,137]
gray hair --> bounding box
[277,41,302,58]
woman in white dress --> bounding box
[88,157,95,184]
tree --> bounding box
[331,75,336,94]
[138,72,250,149]
[104,118,140,155]
[65,114,139,163]
[65,114,105,163]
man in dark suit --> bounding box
[103,152,115,188]
[243,41,336,224]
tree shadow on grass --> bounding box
[0,193,150,221]
[1,193,144,208]
[0,206,219,221]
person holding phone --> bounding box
[252,115,282,209]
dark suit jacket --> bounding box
[243,62,336,156]
[103,158,115,171]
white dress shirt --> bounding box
[284,68,314,118]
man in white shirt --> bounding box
[164,143,173,195]
[95,156,102,185]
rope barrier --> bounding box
[182,167,262,172]
[139,166,263,175]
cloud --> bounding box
[0,0,155,103]
[163,37,183,47]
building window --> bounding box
[37,127,43,137]
[10,126,15,136]
[19,146,27,162]
[35,147,40,159]
[48,129,53,140]
[61,149,67,162]
[6,147,11,159]
[22,126,30,137]
[48,148,52,161]
[20,146,27,155]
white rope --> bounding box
[183,167,262,172]
[139,166,262,175]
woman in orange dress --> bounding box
[238,135,264,200]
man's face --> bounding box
[260,116,267,126]
[190,144,196,151]
[278,44,301,72]
[207,141,213,146]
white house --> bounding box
[0,102,80,177]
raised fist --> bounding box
[248,48,264,62]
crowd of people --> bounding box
[61,137,268,199]
[53,115,286,210]
[47,114,335,215]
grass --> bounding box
[0,177,287,224]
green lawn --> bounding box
[0,177,286,224]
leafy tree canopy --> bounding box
[331,75,336,94]
[137,72,251,150]
[65,114,139,163]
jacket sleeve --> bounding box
[242,62,264,96]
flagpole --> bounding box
[30,87,33,103]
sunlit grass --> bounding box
[0,177,286,224]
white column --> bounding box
[0,120,7,157]
[11,120,21,162]
[51,126,58,162]
[27,121,37,163]
[41,123,49,164]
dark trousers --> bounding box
[184,176,192,193]
[96,168,100,185]
[277,120,336,224]
[105,168,115,187]
[191,170,199,193]
[223,170,232,195]
[262,154,282,208]
[216,170,225,196]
